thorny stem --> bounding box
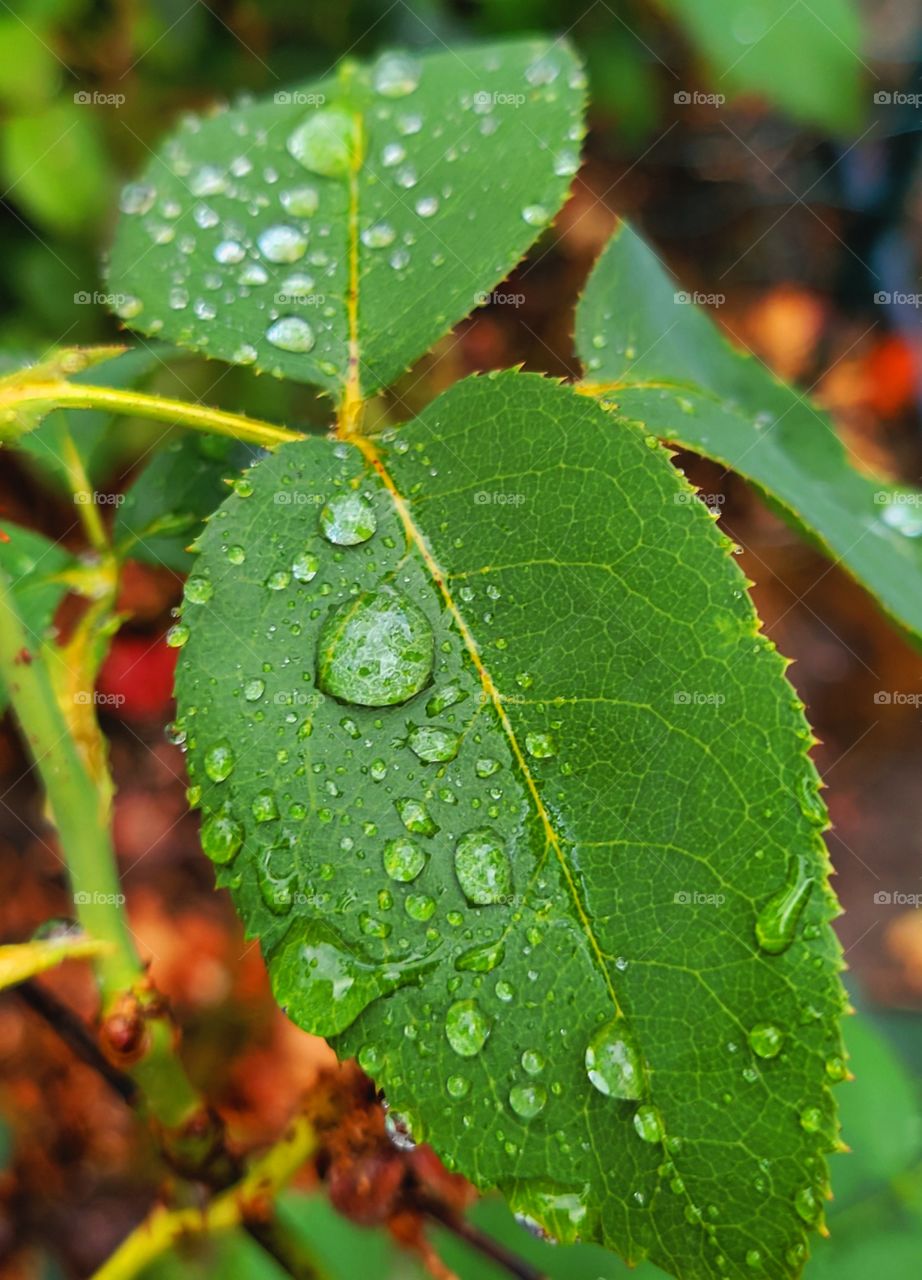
[90,1115,319,1280]
[1,381,304,450]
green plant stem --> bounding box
[90,1114,319,1280]
[4,382,304,450]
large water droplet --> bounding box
[319,492,377,545]
[287,108,360,178]
[454,828,512,905]
[266,316,315,353]
[445,998,490,1057]
[317,587,434,707]
[755,856,813,954]
[585,1017,643,1099]
[383,835,426,882]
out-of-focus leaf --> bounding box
[0,934,112,990]
[115,432,253,571]
[575,222,922,649]
[0,521,76,710]
[660,0,865,132]
[0,19,60,112]
[0,99,114,236]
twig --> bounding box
[424,1203,547,1280]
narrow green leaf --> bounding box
[108,40,585,400]
[115,432,253,571]
[0,521,75,710]
[0,933,112,990]
[575,222,922,647]
[660,0,865,132]
[176,371,844,1280]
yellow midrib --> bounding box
[352,434,623,1020]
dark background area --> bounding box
[0,1,921,1277]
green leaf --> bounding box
[660,0,865,132]
[115,431,253,571]
[108,39,585,401]
[0,933,112,991]
[0,520,75,710]
[175,371,844,1280]
[574,222,922,648]
[0,99,114,236]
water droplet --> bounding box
[373,52,421,98]
[748,1022,783,1059]
[226,544,246,564]
[214,239,246,265]
[509,1082,547,1119]
[266,569,290,591]
[408,724,461,763]
[525,731,556,759]
[755,856,813,954]
[252,789,279,823]
[800,1106,823,1133]
[797,775,826,826]
[794,1185,819,1223]
[415,195,438,218]
[256,846,296,914]
[361,222,396,248]
[475,757,500,778]
[455,938,505,972]
[522,204,550,227]
[381,142,406,167]
[258,225,308,263]
[585,1017,643,1099]
[383,836,427,882]
[266,316,315,353]
[119,182,157,215]
[454,828,512,905]
[200,807,244,863]
[280,185,319,216]
[319,492,377,545]
[426,684,468,715]
[115,295,143,320]
[244,678,265,701]
[395,797,438,837]
[825,1055,847,1082]
[745,1250,762,1269]
[633,1104,663,1143]
[287,108,360,178]
[317,587,434,707]
[445,998,490,1057]
[521,1049,545,1076]
[189,164,226,196]
[405,892,436,921]
[292,549,320,582]
[204,740,235,782]
[166,622,190,648]
[447,1074,470,1098]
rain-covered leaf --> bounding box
[115,431,254,571]
[0,933,112,990]
[575,222,922,648]
[108,39,585,401]
[660,0,864,132]
[175,371,844,1280]
[0,521,75,710]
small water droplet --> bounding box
[454,828,512,905]
[266,316,315,353]
[748,1022,784,1059]
[408,724,461,763]
[509,1082,547,1119]
[119,182,156,215]
[395,797,439,837]
[319,492,376,545]
[794,1185,819,1224]
[292,549,320,582]
[755,856,813,954]
[166,622,190,648]
[445,998,490,1057]
[373,51,421,98]
[800,1106,823,1133]
[455,938,505,972]
[361,222,396,248]
[204,740,236,782]
[200,807,244,863]
[287,108,360,178]
[383,835,427,882]
[405,892,435,921]
[280,185,319,216]
[525,731,556,759]
[633,1104,663,1143]
[244,678,265,701]
[258,225,307,263]
[522,204,549,227]
[447,1074,470,1098]
[585,1017,643,1099]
